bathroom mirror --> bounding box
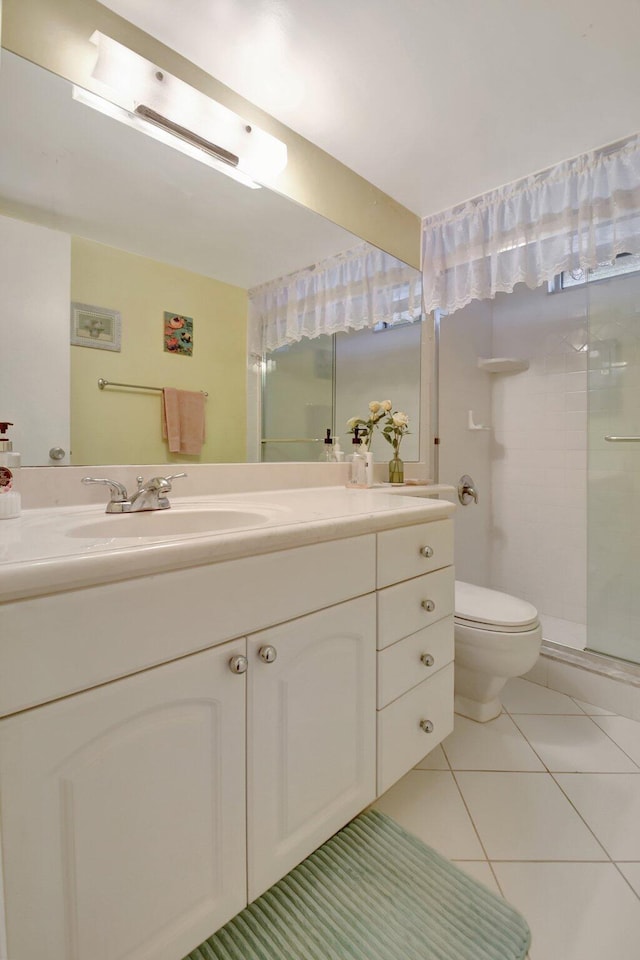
[0,50,423,466]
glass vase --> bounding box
[388,455,404,484]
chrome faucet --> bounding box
[82,473,187,513]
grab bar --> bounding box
[605,436,640,442]
[261,438,321,444]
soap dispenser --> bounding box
[320,427,336,461]
[0,421,21,519]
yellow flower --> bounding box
[369,401,381,414]
[381,400,392,411]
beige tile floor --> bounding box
[373,677,640,960]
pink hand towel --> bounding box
[162,388,206,455]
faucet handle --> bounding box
[82,477,128,501]
[161,472,187,491]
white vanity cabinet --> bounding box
[247,594,377,900]
[0,508,454,960]
[0,638,248,960]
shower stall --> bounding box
[438,256,640,669]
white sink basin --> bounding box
[66,507,273,539]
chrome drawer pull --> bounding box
[419,719,434,734]
[420,653,435,667]
[421,599,436,613]
[420,545,434,559]
[229,655,248,674]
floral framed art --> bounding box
[70,302,121,351]
[164,312,194,355]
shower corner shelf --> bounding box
[477,357,529,374]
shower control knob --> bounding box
[421,599,436,613]
[258,645,278,663]
[419,545,434,559]
[420,653,435,667]
[419,719,434,734]
[229,655,248,674]
[49,447,66,461]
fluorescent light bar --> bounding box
[84,32,287,186]
[134,104,240,167]
[72,86,261,188]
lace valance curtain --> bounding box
[248,242,422,355]
[421,133,640,316]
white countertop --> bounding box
[0,486,455,603]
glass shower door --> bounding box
[261,336,335,462]
[587,264,640,664]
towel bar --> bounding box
[98,378,208,397]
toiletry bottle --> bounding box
[334,436,344,462]
[0,422,21,519]
[349,428,366,485]
[364,449,374,487]
[320,427,336,461]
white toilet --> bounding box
[454,580,542,722]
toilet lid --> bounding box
[455,580,539,629]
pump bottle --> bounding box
[320,428,336,461]
[0,422,21,519]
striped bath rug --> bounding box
[185,808,531,959]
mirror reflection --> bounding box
[0,51,423,466]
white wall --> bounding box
[438,301,493,585]
[0,215,71,465]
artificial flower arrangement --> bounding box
[347,401,410,482]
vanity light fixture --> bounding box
[73,32,288,189]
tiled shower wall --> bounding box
[439,282,589,649]
[490,284,588,647]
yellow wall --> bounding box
[1,0,420,267]
[70,237,246,465]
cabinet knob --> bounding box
[258,645,278,664]
[420,719,434,734]
[421,599,436,613]
[229,655,248,674]
[420,653,435,667]
[419,545,434,559]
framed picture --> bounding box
[164,312,194,356]
[71,302,121,351]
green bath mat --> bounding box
[185,809,530,960]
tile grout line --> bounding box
[445,758,506,897]
[589,717,640,771]
[500,709,553,773]
[493,704,616,865]
[548,771,615,863]
[505,705,616,861]
[509,709,640,774]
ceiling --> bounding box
[98,0,640,217]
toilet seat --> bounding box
[455,580,539,634]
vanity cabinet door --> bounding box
[0,640,247,960]
[246,594,377,901]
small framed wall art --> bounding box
[70,302,122,351]
[164,312,194,356]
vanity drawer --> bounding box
[377,616,454,709]
[377,519,453,588]
[377,567,454,650]
[377,662,454,795]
